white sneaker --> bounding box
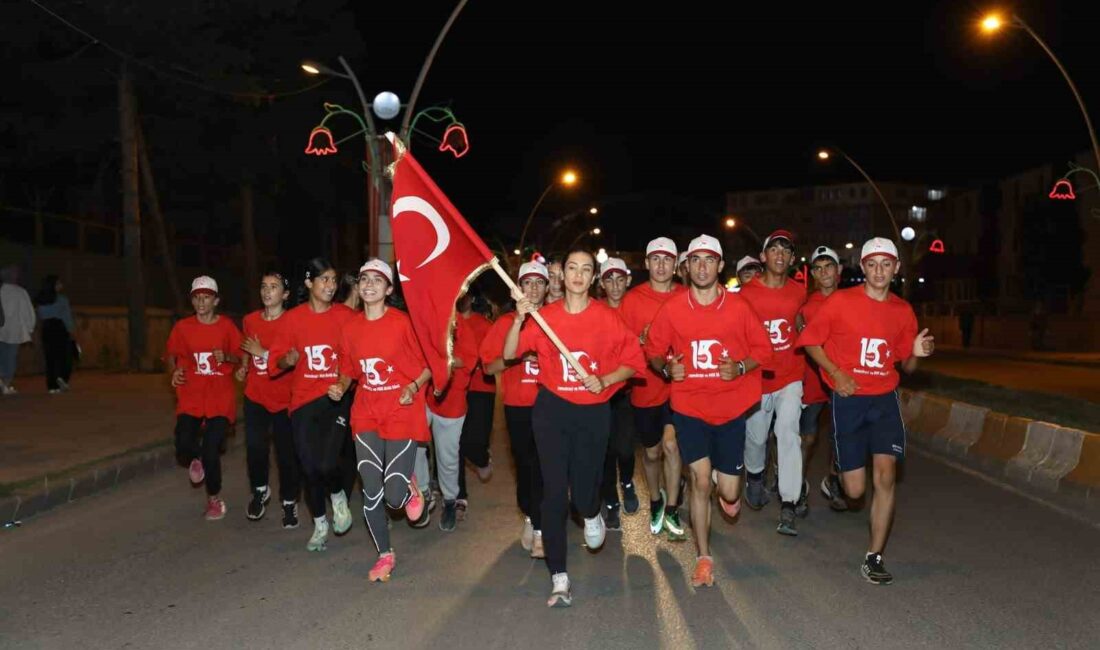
[48,389,62,395]
[331,491,352,535]
[57,378,70,391]
[307,517,329,552]
[547,572,572,608]
[584,513,606,550]
[1,385,16,395]
[521,516,535,551]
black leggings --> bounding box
[601,390,637,506]
[533,389,610,575]
[458,390,495,500]
[244,397,300,503]
[291,393,353,518]
[505,405,543,530]
[355,431,416,554]
[42,319,72,391]
[175,415,228,496]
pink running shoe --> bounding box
[189,459,205,485]
[718,494,741,518]
[204,496,227,520]
[405,477,425,522]
[369,552,395,582]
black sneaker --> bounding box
[440,500,457,532]
[820,475,849,512]
[777,503,798,536]
[745,477,770,510]
[794,480,810,519]
[247,487,270,521]
[281,501,299,529]
[605,503,622,531]
[410,502,432,529]
[861,553,894,585]
[621,482,639,515]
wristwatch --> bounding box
[659,364,672,381]
[736,360,746,377]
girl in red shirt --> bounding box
[456,289,496,521]
[235,272,299,527]
[504,250,646,608]
[268,258,357,552]
[165,276,242,521]
[329,259,431,583]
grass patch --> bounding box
[906,370,1100,433]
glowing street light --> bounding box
[596,248,609,264]
[513,248,521,255]
[589,207,599,215]
[518,169,581,253]
[592,227,601,235]
[901,226,916,241]
[980,13,1004,33]
[301,63,322,75]
[724,216,737,229]
[817,150,830,160]
[845,242,854,249]
[562,170,578,186]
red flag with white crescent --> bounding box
[387,133,494,392]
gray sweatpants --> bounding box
[426,407,466,502]
[745,380,804,504]
[354,431,416,554]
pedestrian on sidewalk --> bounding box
[165,276,243,521]
[0,264,35,395]
[34,275,76,394]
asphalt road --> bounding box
[2,427,1098,649]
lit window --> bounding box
[909,205,927,221]
[927,189,945,201]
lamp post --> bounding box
[517,169,579,255]
[566,226,601,251]
[723,214,763,248]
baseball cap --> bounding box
[860,237,899,262]
[358,259,394,283]
[810,245,840,265]
[190,275,218,295]
[762,229,795,251]
[600,257,630,278]
[645,237,678,258]
[518,261,549,282]
[686,234,723,258]
[735,255,763,273]
[676,251,687,267]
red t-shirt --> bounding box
[460,312,495,394]
[739,278,807,394]
[165,315,243,421]
[424,313,479,418]
[618,283,687,407]
[480,312,540,407]
[645,290,773,425]
[516,300,647,405]
[797,287,919,396]
[337,308,430,442]
[798,291,830,405]
[268,302,357,413]
[242,311,293,413]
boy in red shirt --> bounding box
[646,235,772,587]
[165,276,242,521]
[798,237,934,585]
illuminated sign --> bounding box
[438,124,470,158]
[929,239,945,254]
[304,126,337,156]
[1049,179,1076,200]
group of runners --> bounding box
[164,227,933,608]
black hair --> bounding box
[298,257,336,304]
[261,270,291,291]
[34,274,60,306]
[563,248,597,268]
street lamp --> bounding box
[816,147,901,243]
[724,216,736,229]
[517,169,579,255]
[589,206,599,215]
[566,226,602,251]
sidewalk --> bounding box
[935,345,1100,368]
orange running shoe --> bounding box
[691,556,715,588]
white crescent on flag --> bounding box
[393,196,451,269]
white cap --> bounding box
[735,255,762,273]
[860,237,899,262]
[686,234,723,258]
[190,275,218,295]
[600,257,630,278]
[645,237,678,258]
[676,252,687,267]
[518,261,549,282]
[359,259,394,283]
[811,245,840,265]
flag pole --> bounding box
[488,257,589,380]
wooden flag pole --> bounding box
[488,257,590,380]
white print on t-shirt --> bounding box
[252,353,268,373]
[305,345,336,373]
[859,337,889,369]
[560,350,594,383]
[691,339,727,370]
[765,319,793,351]
[523,357,540,383]
[360,357,394,387]
[193,352,221,376]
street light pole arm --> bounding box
[338,56,378,139]
[518,182,554,254]
[838,149,901,242]
[400,0,470,141]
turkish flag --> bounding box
[388,135,494,392]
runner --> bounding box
[546,259,564,304]
[676,251,689,286]
[733,256,763,291]
[597,257,639,529]
[618,237,688,541]
[504,249,646,608]
[480,261,549,559]
[798,246,848,512]
[798,237,934,584]
[330,259,431,582]
[236,272,300,526]
[645,235,772,586]
[165,276,242,521]
[456,289,496,523]
[268,258,358,551]
[739,229,808,536]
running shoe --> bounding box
[476,459,493,482]
[405,478,426,522]
[425,489,439,516]
[583,513,606,549]
[795,479,810,519]
[369,552,396,582]
[649,488,667,534]
[621,482,640,515]
[691,556,715,588]
[331,491,352,535]
[455,498,468,521]
[203,496,227,521]
[188,459,205,485]
[247,486,270,521]
[820,475,849,512]
[521,516,535,551]
[663,510,687,542]
[281,501,299,529]
[1,384,17,395]
[861,553,894,585]
[605,503,622,531]
[547,573,572,608]
[440,500,457,532]
[530,530,545,559]
[777,503,798,536]
[57,378,70,392]
[744,477,770,510]
[717,492,741,518]
[307,517,329,552]
[48,388,62,395]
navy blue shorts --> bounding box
[831,391,905,472]
[634,401,673,448]
[672,412,746,476]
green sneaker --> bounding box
[663,510,687,542]
[649,488,667,534]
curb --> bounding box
[901,388,1100,524]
